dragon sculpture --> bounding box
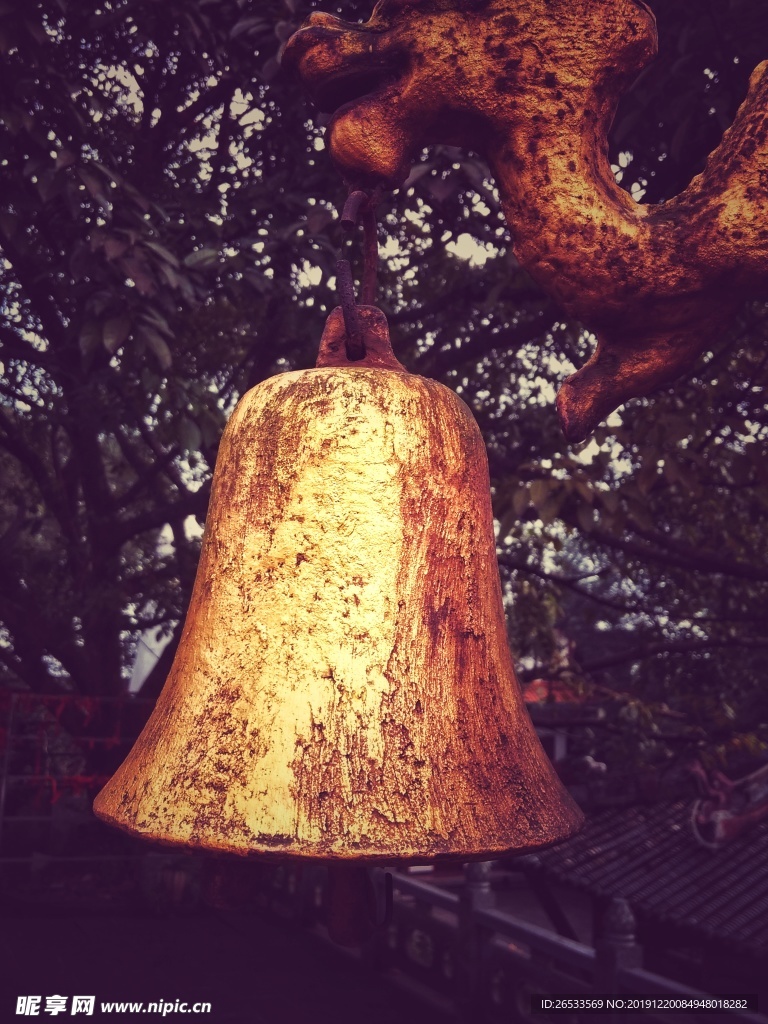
[283,0,768,441]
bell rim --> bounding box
[93,799,585,866]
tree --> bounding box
[0,0,326,694]
[1,0,766,776]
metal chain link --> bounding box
[336,188,382,360]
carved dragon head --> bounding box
[284,0,656,187]
[284,1,768,440]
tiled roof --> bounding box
[529,800,768,953]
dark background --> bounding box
[1,0,767,1019]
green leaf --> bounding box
[529,479,551,509]
[183,248,220,269]
[576,504,594,534]
[121,256,155,296]
[636,460,659,496]
[539,496,562,526]
[103,236,130,260]
[0,209,18,238]
[512,484,530,517]
[274,20,294,43]
[177,416,202,452]
[102,315,131,354]
[600,489,620,514]
[626,497,654,532]
[575,480,594,504]
[158,264,181,290]
[142,329,173,371]
[78,320,101,357]
[144,240,180,267]
[78,168,105,202]
[55,148,77,170]
[141,309,172,336]
[92,160,124,187]
[230,16,268,40]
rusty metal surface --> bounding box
[335,257,365,358]
[336,188,382,357]
[315,304,406,370]
[94,320,582,862]
[283,0,768,439]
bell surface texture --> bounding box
[94,308,583,862]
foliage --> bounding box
[0,0,328,694]
[0,0,767,780]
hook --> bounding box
[336,188,382,360]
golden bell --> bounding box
[94,308,582,865]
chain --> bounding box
[336,188,382,361]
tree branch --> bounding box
[0,237,68,351]
[109,484,211,551]
[581,635,768,674]
[0,410,75,540]
[497,552,648,616]
[0,322,53,372]
[562,514,768,583]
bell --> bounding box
[94,307,582,871]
